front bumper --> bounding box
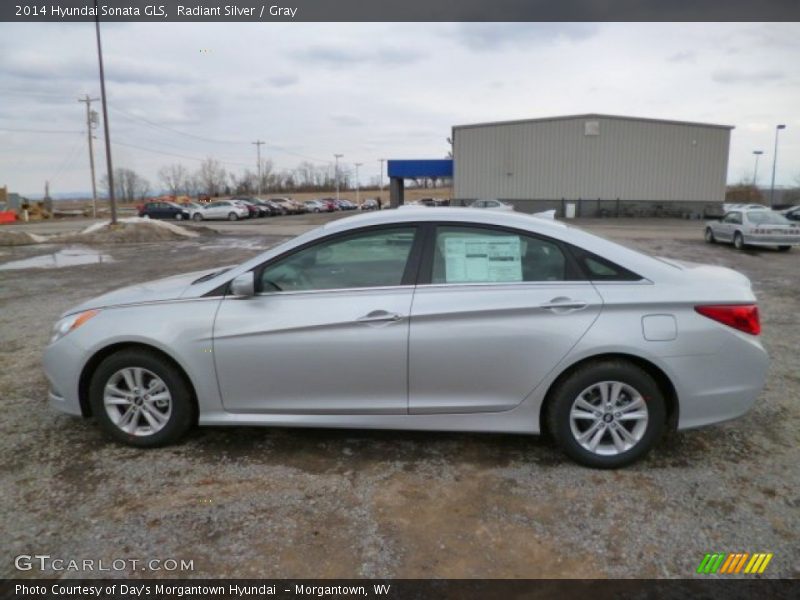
[43,337,86,417]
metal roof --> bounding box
[453,113,735,131]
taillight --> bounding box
[695,304,760,335]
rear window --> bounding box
[748,211,790,225]
[568,246,642,281]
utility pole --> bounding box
[78,94,100,218]
[252,140,265,197]
[752,150,763,188]
[378,158,385,195]
[769,124,786,208]
[94,1,117,224]
[354,162,362,205]
[334,153,343,203]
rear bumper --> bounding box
[666,332,769,430]
[743,235,800,246]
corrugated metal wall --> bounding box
[453,116,731,203]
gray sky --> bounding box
[1,22,798,196]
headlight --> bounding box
[50,310,100,344]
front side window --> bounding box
[431,226,566,284]
[259,227,417,292]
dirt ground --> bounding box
[0,215,798,579]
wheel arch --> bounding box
[78,341,199,421]
[539,352,679,434]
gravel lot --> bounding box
[1,216,798,579]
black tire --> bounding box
[546,359,667,468]
[228,212,239,221]
[192,213,202,222]
[704,228,715,243]
[733,231,745,251]
[778,245,791,252]
[175,213,184,221]
[88,349,194,448]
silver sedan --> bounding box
[706,209,800,251]
[44,208,768,468]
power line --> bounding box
[0,127,83,134]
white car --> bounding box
[182,202,209,222]
[469,199,515,212]
[304,200,324,213]
[198,200,249,221]
[722,203,769,213]
[705,209,800,251]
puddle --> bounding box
[0,245,114,270]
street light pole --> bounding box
[94,0,117,225]
[354,162,362,205]
[334,153,343,203]
[252,140,264,197]
[379,158,385,194]
[769,124,786,208]
[752,150,763,187]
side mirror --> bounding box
[230,272,255,297]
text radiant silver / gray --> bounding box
[43,208,768,468]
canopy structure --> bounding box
[387,159,453,206]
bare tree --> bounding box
[158,164,190,196]
[196,158,228,197]
[101,168,150,203]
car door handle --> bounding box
[357,310,404,323]
[540,297,588,311]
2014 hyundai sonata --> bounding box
[44,208,768,468]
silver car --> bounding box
[705,209,800,251]
[44,208,768,468]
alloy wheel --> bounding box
[103,367,172,436]
[568,381,649,456]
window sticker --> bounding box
[443,235,522,282]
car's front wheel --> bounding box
[175,213,183,221]
[89,349,194,447]
[704,228,716,243]
[546,360,666,468]
[228,212,239,221]
[192,213,203,221]
[734,231,745,250]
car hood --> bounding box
[61,268,225,316]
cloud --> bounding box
[268,74,298,88]
[293,45,421,66]
[451,23,597,51]
[668,51,696,63]
[712,69,785,84]
[330,113,364,127]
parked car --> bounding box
[705,209,800,251]
[360,198,379,211]
[262,199,288,216]
[198,200,249,221]
[303,200,325,213]
[181,201,209,222]
[233,199,266,218]
[138,201,191,221]
[250,198,280,217]
[722,203,769,213]
[44,208,768,468]
[269,197,305,215]
[338,199,358,211]
[318,197,338,212]
[780,205,800,222]
[469,199,515,212]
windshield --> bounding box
[748,211,790,225]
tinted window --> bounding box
[260,227,416,292]
[431,226,566,284]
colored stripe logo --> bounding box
[697,553,773,574]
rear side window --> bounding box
[568,245,642,281]
[431,226,567,283]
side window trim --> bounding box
[250,224,423,295]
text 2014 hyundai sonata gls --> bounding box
[43,208,768,468]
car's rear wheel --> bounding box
[192,213,202,221]
[704,228,716,243]
[89,349,194,447]
[228,212,239,221]
[734,231,745,250]
[546,360,666,468]
[778,245,791,252]
[175,213,183,221]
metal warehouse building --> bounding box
[452,114,733,217]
